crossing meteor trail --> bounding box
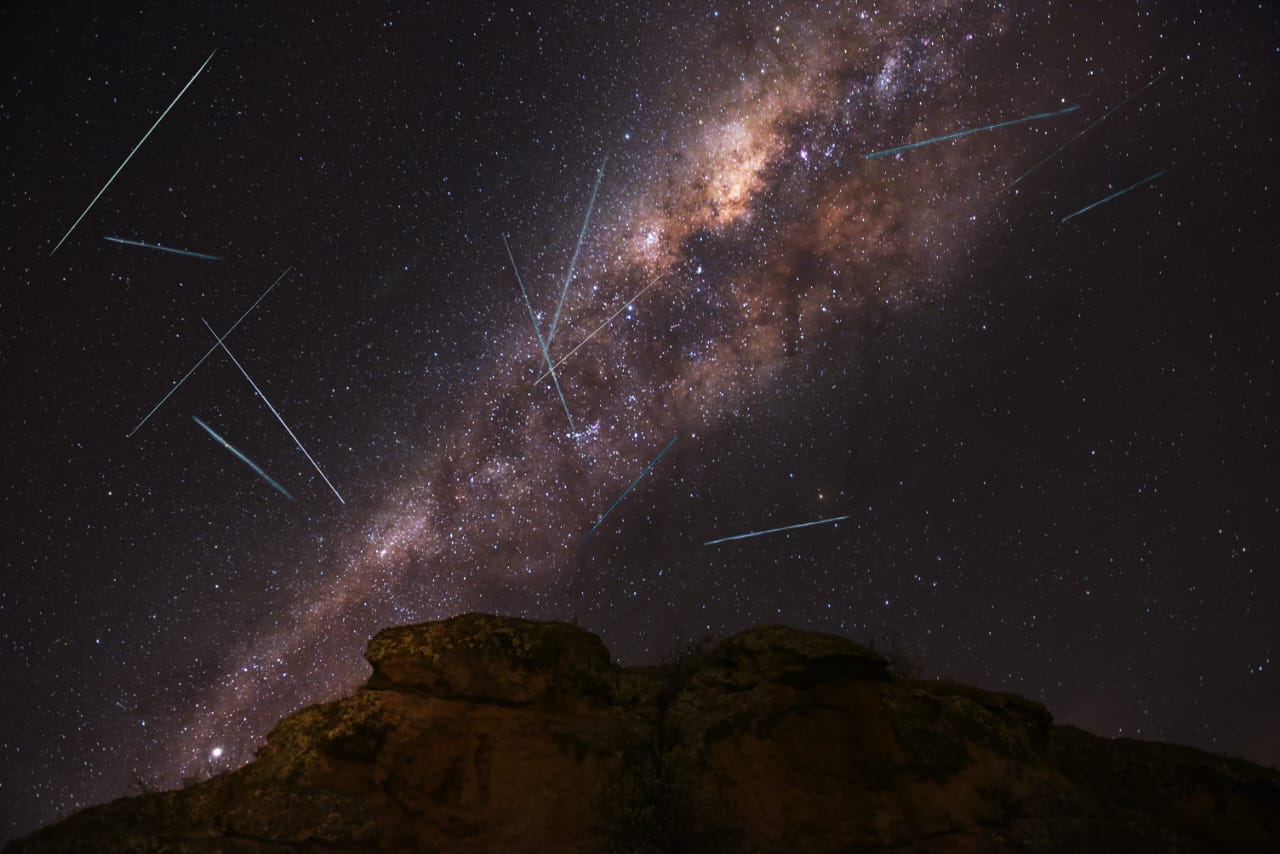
[704,514,851,546]
[865,104,1081,161]
[583,435,678,541]
[533,269,669,387]
[50,50,216,256]
[504,234,575,432]
[1061,169,1167,224]
[128,267,292,438]
[201,320,345,505]
[105,235,221,261]
[1006,63,1179,192]
[192,416,294,501]
[547,156,607,345]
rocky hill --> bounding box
[8,614,1279,852]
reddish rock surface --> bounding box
[8,614,1278,852]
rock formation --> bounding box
[8,614,1279,852]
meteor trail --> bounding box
[547,155,607,345]
[128,267,291,437]
[865,104,1081,161]
[583,435,678,542]
[50,50,216,256]
[1060,169,1166,224]
[533,269,668,387]
[704,514,851,546]
[504,234,575,432]
[1005,63,1179,191]
[192,416,294,501]
[201,319,345,505]
[105,235,221,261]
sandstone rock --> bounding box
[9,614,1279,853]
[365,613,615,707]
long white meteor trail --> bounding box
[504,234,575,432]
[51,50,216,256]
[533,270,668,387]
[547,155,607,345]
[1005,62,1179,192]
[704,514,850,546]
[192,416,294,501]
[201,319,345,505]
[128,266,292,437]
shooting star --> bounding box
[201,319,345,505]
[547,155,607,345]
[1060,169,1166,224]
[105,235,221,261]
[128,267,291,437]
[865,104,1081,161]
[192,416,294,501]
[1006,63,1180,191]
[704,514,850,546]
[504,234,575,432]
[583,435,678,541]
[50,50,216,256]
[533,269,669,387]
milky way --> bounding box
[176,1,1138,777]
[8,0,1278,839]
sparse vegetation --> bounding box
[863,630,925,679]
[129,773,159,796]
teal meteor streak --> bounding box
[704,514,850,546]
[583,435,678,542]
[1060,169,1166,224]
[201,319,344,505]
[192,416,294,501]
[865,104,1081,160]
[105,235,221,261]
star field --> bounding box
[2,0,1277,841]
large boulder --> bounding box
[365,612,616,705]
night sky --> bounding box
[3,0,1278,841]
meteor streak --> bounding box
[865,105,1081,161]
[704,514,850,546]
[583,435,678,541]
[128,267,292,437]
[50,50,216,256]
[105,235,221,261]
[533,269,668,387]
[547,155,607,345]
[192,416,294,501]
[1060,169,1166,224]
[201,320,345,505]
[504,234,575,432]
[1005,63,1179,191]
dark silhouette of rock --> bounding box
[9,614,1279,852]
